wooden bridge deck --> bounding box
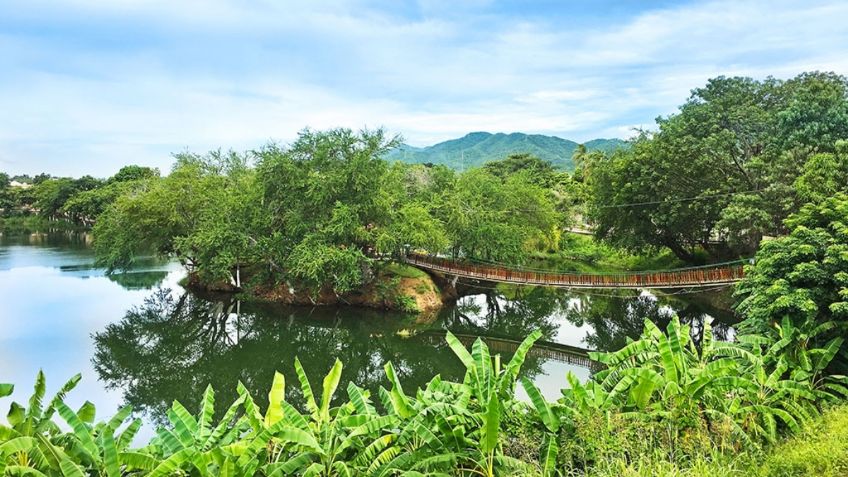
[404,253,745,289]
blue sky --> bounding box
[1,0,847,177]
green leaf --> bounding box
[320,359,343,422]
[346,382,376,415]
[294,357,319,417]
[520,377,557,432]
[0,436,37,455]
[480,389,500,453]
[101,432,120,477]
[27,371,46,420]
[55,401,99,463]
[236,381,263,432]
[197,385,215,444]
[504,330,542,384]
[148,448,197,477]
[117,418,142,451]
[274,425,325,455]
[75,401,96,424]
[265,371,286,427]
[58,456,85,477]
[540,433,558,477]
[7,402,25,427]
[384,362,412,418]
[0,383,13,398]
[119,452,160,471]
[445,331,475,371]
[166,400,198,447]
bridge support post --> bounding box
[451,274,459,287]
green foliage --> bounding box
[394,294,419,313]
[4,319,848,476]
[1,332,544,477]
[588,73,848,262]
[437,168,560,262]
[483,153,556,187]
[89,127,562,296]
[735,193,848,368]
[256,128,401,293]
[94,151,261,285]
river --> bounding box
[0,230,736,437]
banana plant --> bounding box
[1,372,145,477]
[261,358,400,477]
[377,331,542,477]
[521,377,560,477]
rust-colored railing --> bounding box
[404,253,745,289]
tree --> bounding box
[794,140,848,204]
[483,153,556,187]
[94,150,257,283]
[108,164,159,184]
[0,172,11,211]
[587,73,848,262]
[256,128,401,293]
[735,193,848,365]
[33,178,79,218]
[437,169,559,262]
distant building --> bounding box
[9,181,32,189]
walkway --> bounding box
[404,253,745,289]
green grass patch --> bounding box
[530,232,686,273]
[580,404,848,477]
[381,262,429,279]
[756,404,848,477]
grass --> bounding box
[583,404,848,477]
[381,261,429,279]
[530,232,685,273]
[756,404,848,477]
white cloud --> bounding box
[1,0,847,175]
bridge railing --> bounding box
[404,253,745,288]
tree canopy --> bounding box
[587,72,848,262]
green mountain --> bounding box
[385,132,627,170]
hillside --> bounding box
[385,132,627,170]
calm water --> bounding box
[0,231,735,437]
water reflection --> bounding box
[563,290,736,351]
[92,290,494,423]
[92,285,736,425]
[3,232,737,437]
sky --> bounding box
[1,0,847,177]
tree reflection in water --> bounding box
[92,289,549,424]
[563,289,736,352]
[92,286,735,424]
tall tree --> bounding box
[256,128,401,293]
[588,73,848,262]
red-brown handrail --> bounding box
[403,253,745,289]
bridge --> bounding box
[418,331,599,370]
[404,253,746,289]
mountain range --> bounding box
[385,132,627,170]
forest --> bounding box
[2,71,848,475]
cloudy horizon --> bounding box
[2,0,847,176]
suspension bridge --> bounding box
[404,253,746,289]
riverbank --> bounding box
[0,215,84,234]
[188,261,450,314]
[580,404,848,476]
